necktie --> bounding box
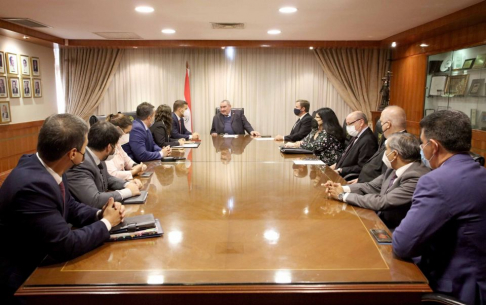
[291,118,300,131]
[386,172,397,192]
[98,163,107,191]
[179,118,182,133]
[336,137,357,168]
[59,181,65,203]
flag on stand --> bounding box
[184,62,192,132]
[184,62,193,192]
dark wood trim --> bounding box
[65,39,381,48]
[0,20,64,46]
[381,1,486,47]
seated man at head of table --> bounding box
[330,111,378,179]
[210,100,260,137]
[66,121,142,208]
[171,99,200,141]
[0,114,125,304]
[123,102,171,163]
[393,110,486,305]
[355,105,407,184]
[326,132,429,229]
[275,99,312,142]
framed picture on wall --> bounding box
[468,79,485,96]
[22,78,32,98]
[0,51,5,74]
[33,78,42,97]
[9,77,21,98]
[472,54,486,69]
[31,57,40,76]
[0,76,8,98]
[445,74,469,96]
[0,101,11,124]
[6,53,18,75]
[20,55,30,76]
[462,58,475,69]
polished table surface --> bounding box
[18,135,430,304]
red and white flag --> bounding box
[184,62,192,132]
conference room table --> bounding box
[17,135,431,304]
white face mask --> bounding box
[183,108,190,119]
[119,133,130,145]
[382,150,397,169]
[346,125,359,137]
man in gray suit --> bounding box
[66,121,142,208]
[326,133,429,229]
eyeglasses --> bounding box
[419,141,430,150]
[346,118,362,126]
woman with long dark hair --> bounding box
[285,107,344,165]
[150,104,185,147]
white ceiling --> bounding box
[0,0,482,41]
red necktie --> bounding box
[179,119,182,133]
[59,181,66,203]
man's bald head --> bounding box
[380,106,407,138]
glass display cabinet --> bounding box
[424,44,486,130]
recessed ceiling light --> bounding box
[420,43,429,47]
[23,35,30,39]
[279,7,297,13]
[161,29,176,34]
[135,6,154,13]
[309,46,314,50]
[221,47,226,49]
[391,42,397,48]
[268,29,281,35]
[261,45,270,47]
[133,46,138,49]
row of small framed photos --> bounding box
[0,76,42,98]
[0,51,41,76]
[0,101,11,124]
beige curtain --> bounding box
[313,48,389,121]
[60,47,124,120]
[97,48,352,135]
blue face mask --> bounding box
[420,142,434,169]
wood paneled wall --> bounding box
[389,10,486,160]
[0,121,43,172]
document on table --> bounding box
[254,137,275,141]
[293,160,324,165]
[173,143,200,148]
[223,135,238,138]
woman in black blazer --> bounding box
[150,104,184,147]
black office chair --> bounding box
[422,293,467,305]
[88,114,107,126]
[375,119,384,146]
[120,111,138,121]
[469,151,485,166]
[215,107,244,115]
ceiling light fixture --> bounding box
[221,47,226,50]
[268,29,281,35]
[23,35,30,39]
[161,29,176,34]
[135,6,154,13]
[279,7,297,14]
[309,46,314,50]
[261,45,270,47]
[391,42,397,48]
[420,43,429,47]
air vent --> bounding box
[211,23,245,29]
[93,32,143,40]
[1,18,51,28]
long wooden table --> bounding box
[17,135,431,304]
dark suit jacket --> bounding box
[65,149,126,208]
[335,127,378,177]
[210,111,254,135]
[171,113,192,140]
[284,113,312,142]
[0,154,109,299]
[393,154,486,305]
[347,161,430,229]
[122,119,162,163]
[150,121,179,147]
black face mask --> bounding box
[311,118,318,130]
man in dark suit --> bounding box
[326,133,429,229]
[12,80,19,94]
[331,111,377,178]
[275,100,312,142]
[171,100,200,140]
[355,106,407,183]
[393,110,486,305]
[0,114,125,304]
[210,100,260,136]
[123,102,171,162]
[66,121,142,209]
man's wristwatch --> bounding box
[338,192,345,201]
